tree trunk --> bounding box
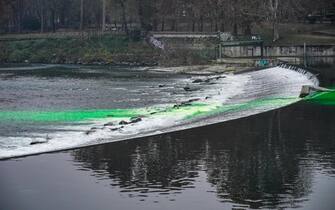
[51,9,56,33]
[272,21,279,41]
[152,18,158,31]
[269,0,280,41]
[119,1,128,35]
[80,0,84,31]
[171,19,175,31]
[192,19,195,32]
[233,23,238,35]
[60,5,66,27]
[199,16,203,32]
[244,22,251,35]
[102,0,106,32]
[137,0,150,32]
[220,22,225,32]
[16,0,23,33]
[40,2,45,33]
[40,12,44,33]
[161,18,165,31]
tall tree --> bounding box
[268,0,279,41]
[118,0,128,34]
[102,0,106,31]
[80,0,84,30]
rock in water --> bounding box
[188,98,200,103]
[30,140,48,145]
[184,87,191,91]
[184,86,200,92]
[104,122,114,126]
[85,127,98,135]
[215,76,226,80]
[192,79,203,83]
[119,120,130,125]
[130,117,142,123]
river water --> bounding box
[0,64,334,209]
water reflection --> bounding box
[72,102,335,209]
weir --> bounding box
[0,65,320,159]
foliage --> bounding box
[0,0,334,38]
[0,35,161,64]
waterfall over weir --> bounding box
[0,65,318,159]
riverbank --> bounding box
[1,27,335,67]
[0,35,159,66]
[0,34,214,66]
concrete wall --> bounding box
[221,45,335,58]
[157,36,335,59]
[159,37,217,50]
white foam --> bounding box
[0,66,318,159]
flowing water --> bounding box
[0,64,316,159]
[0,64,334,210]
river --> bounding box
[0,63,334,209]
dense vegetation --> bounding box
[0,0,334,65]
[0,35,162,64]
[0,0,334,40]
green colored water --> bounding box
[184,97,300,120]
[0,103,210,123]
[304,89,335,106]
[0,109,146,122]
[0,97,301,123]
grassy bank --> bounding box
[0,35,161,65]
[0,34,213,66]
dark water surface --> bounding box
[1,102,335,210]
[0,65,189,111]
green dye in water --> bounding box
[184,97,299,120]
[304,89,335,106]
[0,97,301,123]
[0,109,146,122]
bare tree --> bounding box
[268,0,279,41]
[80,0,84,30]
[102,0,106,32]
